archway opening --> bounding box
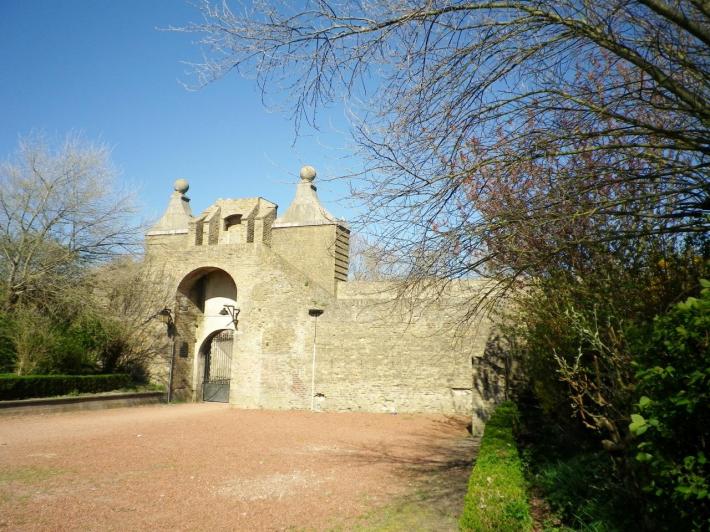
[177,267,237,316]
[199,329,234,403]
[173,267,238,402]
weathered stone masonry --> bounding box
[145,167,504,425]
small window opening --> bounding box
[179,341,189,358]
[224,214,242,230]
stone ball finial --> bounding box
[299,165,317,182]
[173,178,189,194]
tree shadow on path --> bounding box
[334,416,480,531]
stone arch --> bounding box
[172,267,238,401]
[176,266,237,315]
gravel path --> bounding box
[0,404,477,531]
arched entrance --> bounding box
[201,329,234,402]
[176,267,238,316]
[173,267,239,402]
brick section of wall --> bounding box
[262,209,276,246]
[207,208,220,245]
[311,284,491,415]
[271,224,341,293]
[144,234,190,252]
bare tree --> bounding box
[175,0,709,292]
[0,134,140,309]
[89,257,176,379]
[348,232,402,280]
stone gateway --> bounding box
[146,167,504,428]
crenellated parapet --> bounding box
[187,198,277,247]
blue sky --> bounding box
[0,0,356,224]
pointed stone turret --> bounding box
[274,166,338,227]
[272,166,350,293]
[148,179,193,235]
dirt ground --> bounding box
[0,403,478,531]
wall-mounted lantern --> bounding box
[220,304,240,328]
[157,307,174,328]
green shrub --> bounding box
[460,401,532,531]
[47,316,117,374]
[533,452,636,531]
[629,280,710,530]
[0,373,132,400]
[502,244,707,455]
[516,394,641,531]
[0,312,15,373]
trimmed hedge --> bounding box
[0,373,132,400]
[460,401,533,531]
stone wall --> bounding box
[147,241,333,403]
[310,281,498,417]
[146,236,504,426]
[272,224,347,294]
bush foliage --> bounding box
[629,281,710,529]
[0,311,14,373]
[501,240,708,529]
[0,257,171,382]
[11,311,121,376]
[460,402,532,531]
[0,373,132,400]
[517,394,641,531]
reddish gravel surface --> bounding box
[0,404,478,531]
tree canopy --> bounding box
[179,0,709,289]
[0,134,139,308]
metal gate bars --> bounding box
[203,329,233,402]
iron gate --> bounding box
[203,330,233,403]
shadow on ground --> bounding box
[332,416,480,531]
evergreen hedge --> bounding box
[460,401,532,531]
[0,373,131,400]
